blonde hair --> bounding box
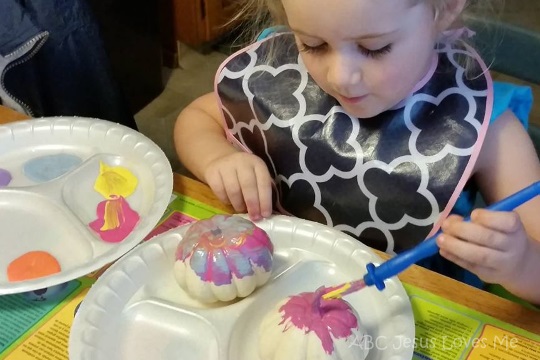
[229,0,503,74]
[231,0,502,44]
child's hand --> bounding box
[436,209,532,285]
[203,152,273,221]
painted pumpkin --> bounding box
[259,287,368,360]
[174,215,274,303]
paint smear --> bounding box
[278,287,358,354]
[0,168,12,186]
[23,154,82,182]
[7,251,61,282]
[89,196,140,243]
[94,162,138,199]
[176,215,273,285]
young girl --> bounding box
[174,0,540,304]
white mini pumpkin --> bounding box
[259,287,368,360]
[174,215,274,303]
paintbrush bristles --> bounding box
[322,279,367,299]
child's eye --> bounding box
[359,44,392,59]
[299,43,328,54]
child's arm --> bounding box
[437,110,540,304]
[174,93,273,220]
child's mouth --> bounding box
[339,94,367,104]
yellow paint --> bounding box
[322,282,351,300]
[101,199,122,231]
[94,162,138,198]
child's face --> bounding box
[282,0,441,118]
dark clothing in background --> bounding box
[0,0,137,129]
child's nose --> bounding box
[327,53,362,90]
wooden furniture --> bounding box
[1,105,539,334]
[0,105,30,123]
[173,0,238,47]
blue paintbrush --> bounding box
[323,181,540,299]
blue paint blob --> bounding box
[23,154,82,183]
[0,168,12,186]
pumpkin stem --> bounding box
[312,288,325,317]
[211,228,222,236]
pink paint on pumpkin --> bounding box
[278,287,358,354]
[89,196,140,243]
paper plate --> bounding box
[0,117,173,295]
[69,215,415,360]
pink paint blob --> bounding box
[279,287,359,355]
[89,196,140,243]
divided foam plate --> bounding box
[69,215,415,360]
[0,117,173,295]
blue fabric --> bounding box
[491,82,533,129]
[0,0,136,129]
[452,82,533,218]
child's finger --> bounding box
[438,247,495,281]
[442,217,508,251]
[255,166,273,218]
[471,209,522,233]
[206,170,231,205]
[437,234,503,269]
[221,169,247,213]
[237,167,262,220]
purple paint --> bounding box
[279,287,358,354]
[0,168,12,186]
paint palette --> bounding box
[0,117,173,295]
[69,215,415,360]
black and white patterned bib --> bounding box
[216,33,492,253]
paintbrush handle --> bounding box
[364,181,540,291]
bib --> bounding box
[216,33,492,253]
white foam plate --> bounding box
[69,215,415,360]
[0,117,173,295]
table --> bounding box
[2,105,539,335]
[0,105,30,124]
